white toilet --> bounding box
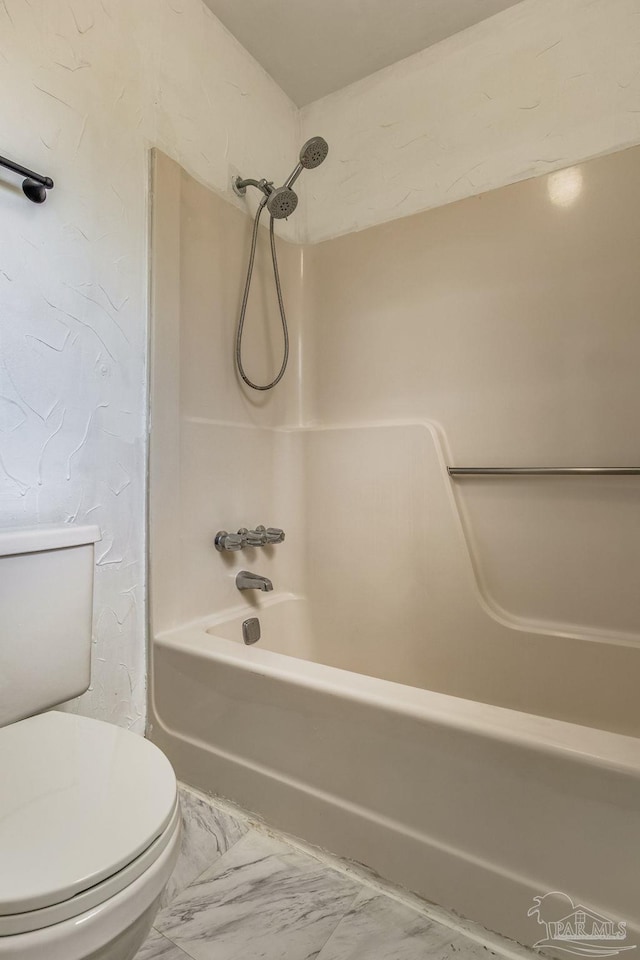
[0,525,181,960]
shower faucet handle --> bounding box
[240,527,268,547]
[215,526,285,550]
[254,525,285,544]
[214,531,243,552]
[264,527,285,544]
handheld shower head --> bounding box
[299,136,329,169]
[266,185,298,219]
[234,135,329,391]
[284,135,329,189]
[233,137,328,216]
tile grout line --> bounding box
[312,888,365,960]
[176,783,537,960]
[150,924,202,960]
[171,824,254,902]
[150,812,363,960]
[147,927,193,959]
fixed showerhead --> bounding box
[267,185,298,220]
[299,136,329,170]
[233,136,328,220]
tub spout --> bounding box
[236,570,273,592]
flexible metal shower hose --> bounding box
[235,195,290,391]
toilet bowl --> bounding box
[0,524,180,959]
[0,711,181,960]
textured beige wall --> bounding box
[0,0,297,731]
[301,0,640,242]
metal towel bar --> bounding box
[0,153,54,203]
[448,467,640,477]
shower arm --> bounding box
[233,176,274,198]
[0,154,53,190]
[233,137,327,210]
[234,161,305,199]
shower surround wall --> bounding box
[152,144,640,738]
[299,145,640,733]
[150,152,304,635]
[0,0,297,730]
[150,145,640,949]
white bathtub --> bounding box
[150,592,640,952]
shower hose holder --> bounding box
[232,176,273,199]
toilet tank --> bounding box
[0,524,101,727]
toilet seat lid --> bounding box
[0,711,177,915]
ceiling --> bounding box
[204,0,525,106]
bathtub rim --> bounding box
[153,592,640,781]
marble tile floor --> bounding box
[137,783,532,960]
